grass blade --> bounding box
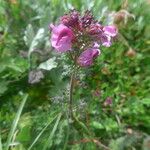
[5,94,28,150]
[27,114,58,150]
[63,112,70,150]
[0,132,2,150]
[42,113,62,150]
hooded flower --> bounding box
[50,24,74,52]
[100,25,117,47]
[78,43,100,67]
[103,25,118,37]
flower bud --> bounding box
[60,9,80,28]
[88,23,103,35]
[126,48,136,58]
[78,43,100,67]
[114,10,135,25]
[81,10,94,28]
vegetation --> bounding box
[0,0,150,149]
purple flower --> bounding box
[104,97,113,106]
[103,25,118,37]
[50,24,74,52]
[92,89,101,97]
[49,10,118,66]
[99,25,117,47]
[78,43,100,67]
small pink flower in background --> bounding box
[103,25,118,37]
[92,89,101,97]
[103,97,113,106]
[78,43,100,67]
[50,24,74,52]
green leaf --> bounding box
[38,57,57,70]
[104,119,118,131]
[90,121,104,129]
[141,98,150,105]
[16,126,31,142]
[0,81,8,96]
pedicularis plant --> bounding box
[49,9,118,118]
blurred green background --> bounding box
[0,0,150,149]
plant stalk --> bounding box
[69,70,75,118]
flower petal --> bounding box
[103,25,118,37]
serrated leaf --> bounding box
[28,28,45,58]
[38,57,57,71]
[24,24,35,47]
[28,69,44,84]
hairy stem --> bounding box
[69,70,75,118]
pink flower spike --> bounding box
[103,25,118,37]
[78,44,100,67]
[51,24,74,52]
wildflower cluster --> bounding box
[50,10,117,67]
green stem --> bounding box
[69,70,75,118]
